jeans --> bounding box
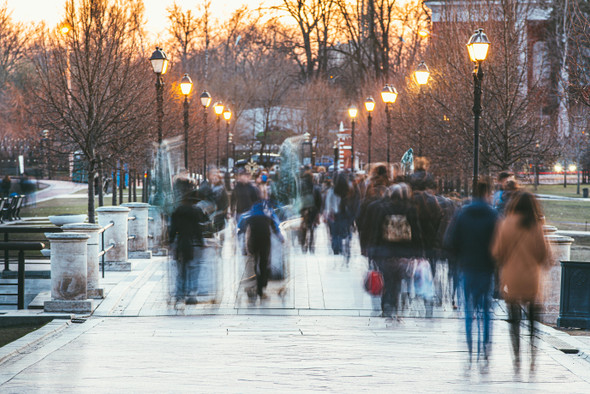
[462,270,493,361]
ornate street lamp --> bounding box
[213,101,225,168]
[364,97,376,165]
[180,73,193,171]
[348,105,358,172]
[149,47,169,144]
[200,90,212,175]
[223,107,232,169]
[381,85,398,166]
[414,61,430,156]
[466,28,490,192]
[148,47,169,206]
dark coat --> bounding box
[413,190,443,256]
[231,181,260,215]
[444,199,499,274]
[363,197,423,260]
[169,203,208,263]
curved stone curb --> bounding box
[0,320,70,365]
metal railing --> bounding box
[0,241,45,309]
[1,227,62,272]
[98,221,114,278]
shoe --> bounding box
[174,300,185,310]
[185,296,198,305]
[259,291,269,300]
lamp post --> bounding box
[149,47,169,145]
[303,132,312,166]
[333,140,339,173]
[148,47,169,206]
[200,90,212,176]
[414,61,430,157]
[364,97,375,166]
[380,85,398,166]
[213,101,225,168]
[223,107,232,169]
[348,105,358,172]
[466,28,490,193]
[41,130,50,179]
[534,140,540,191]
[180,74,193,171]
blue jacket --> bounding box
[444,199,499,274]
[237,201,281,237]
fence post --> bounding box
[97,206,131,271]
[121,202,151,259]
[44,233,92,313]
[62,223,104,299]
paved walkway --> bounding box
[1,224,590,391]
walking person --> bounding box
[299,171,322,253]
[365,183,422,319]
[238,198,284,301]
[444,179,499,368]
[492,191,550,375]
[168,183,207,308]
[1,175,10,198]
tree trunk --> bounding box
[128,168,132,202]
[112,166,117,205]
[87,161,96,224]
[132,170,137,202]
[119,164,124,204]
[97,157,104,207]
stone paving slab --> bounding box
[0,315,589,392]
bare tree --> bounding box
[32,0,153,222]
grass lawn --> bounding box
[524,183,590,198]
[540,200,590,231]
[20,191,145,218]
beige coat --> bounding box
[492,215,550,303]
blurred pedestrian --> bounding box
[445,179,499,367]
[238,198,284,300]
[299,171,322,253]
[231,168,259,225]
[365,183,422,319]
[1,175,10,198]
[492,191,550,374]
[492,171,515,214]
[168,185,207,308]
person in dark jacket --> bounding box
[238,199,284,300]
[1,175,10,198]
[444,179,499,366]
[365,183,422,318]
[231,169,260,224]
[169,187,208,307]
[299,171,322,253]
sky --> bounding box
[6,0,262,37]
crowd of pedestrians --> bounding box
[167,159,551,376]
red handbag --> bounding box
[364,270,384,296]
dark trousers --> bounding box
[376,258,409,316]
[250,241,270,296]
[507,302,537,368]
[300,208,317,253]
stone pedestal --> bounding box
[44,233,93,313]
[63,223,104,299]
[97,206,131,271]
[540,233,575,324]
[121,202,151,259]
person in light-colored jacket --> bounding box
[492,191,550,375]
